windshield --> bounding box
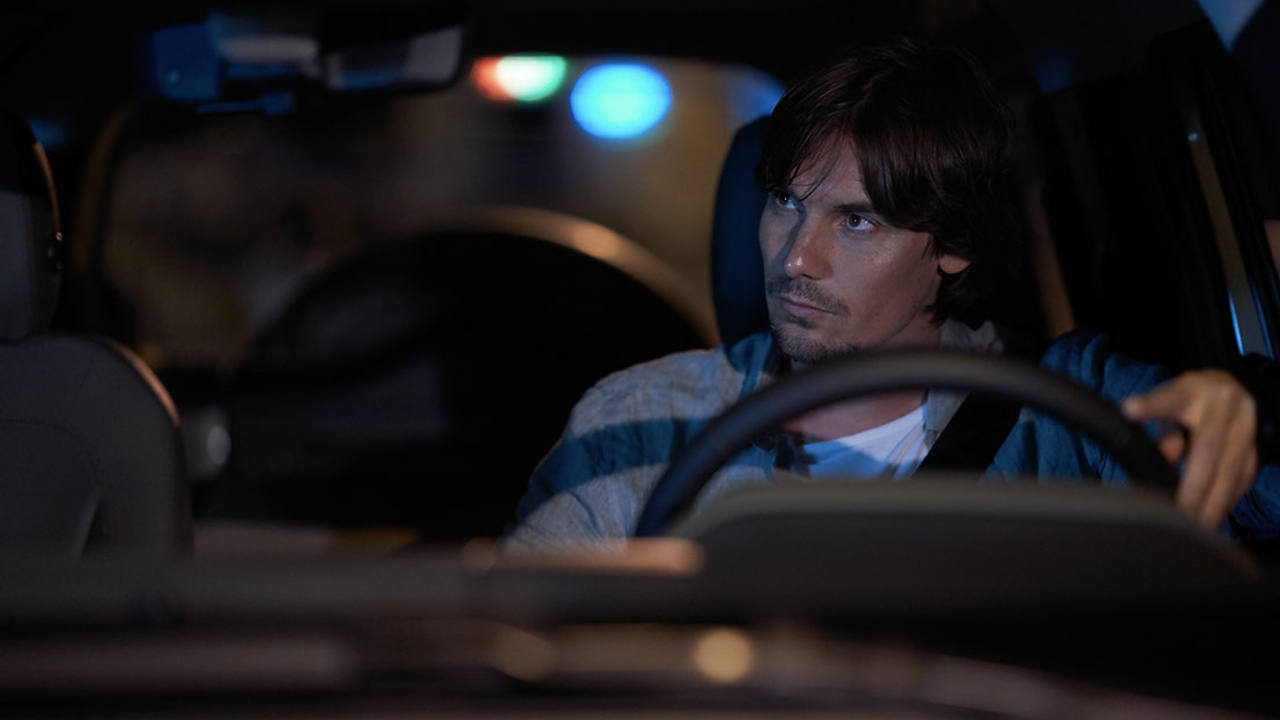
[98,57,782,370]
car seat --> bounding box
[710,117,771,346]
[0,113,189,554]
[209,208,712,539]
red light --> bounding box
[471,57,513,102]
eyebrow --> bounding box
[834,201,880,217]
[780,184,882,219]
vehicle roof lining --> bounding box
[0,2,1217,120]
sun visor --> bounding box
[0,114,61,342]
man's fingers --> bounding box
[1122,369,1259,529]
[1124,379,1196,465]
[1121,379,1198,424]
[1156,431,1187,465]
[1175,403,1231,519]
[1194,391,1258,527]
[1197,427,1252,528]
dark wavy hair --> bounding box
[756,37,1017,323]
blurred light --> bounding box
[496,55,567,102]
[471,57,511,101]
[571,63,672,140]
[691,627,754,684]
[472,55,567,103]
[728,72,785,125]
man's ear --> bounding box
[939,253,971,275]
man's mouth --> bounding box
[766,278,844,320]
[777,294,834,318]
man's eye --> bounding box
[844,214,875,232]
[771,191,797,210]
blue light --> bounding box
[728,73,784,125]
[570,63,672,140]
[1228,297,1246,355]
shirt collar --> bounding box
[745,319,1005,450]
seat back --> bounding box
[710,116,770,346]
[0,114,189,554]
[214,210,710,538]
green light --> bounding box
[495,55,568,103]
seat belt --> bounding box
[916,325,1043,472]
[916,393,1022,472]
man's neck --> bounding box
[781,322,942,443]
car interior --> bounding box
[2,0,1280,717]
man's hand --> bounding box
[1121,370,1257,529]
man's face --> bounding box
[759,140,970,367]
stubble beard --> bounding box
[765,276,858,367]
[769,318,861,368]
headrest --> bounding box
[0,113,61,342]
[710,116,770,346]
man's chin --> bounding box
[770,325,859,367]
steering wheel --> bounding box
[634,349,1181,536]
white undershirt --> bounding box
[800,404,930,479]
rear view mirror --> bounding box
[325,25,464,91]
[141,9,466,113]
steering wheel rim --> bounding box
[634,349,1180,537]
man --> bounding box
[507,38,1278,548]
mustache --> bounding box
[765,277,846,314]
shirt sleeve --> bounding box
[990,331,1171,483]
[1035,331,1280,540]
[505,382,671,549]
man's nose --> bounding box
[783,221,832,279]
